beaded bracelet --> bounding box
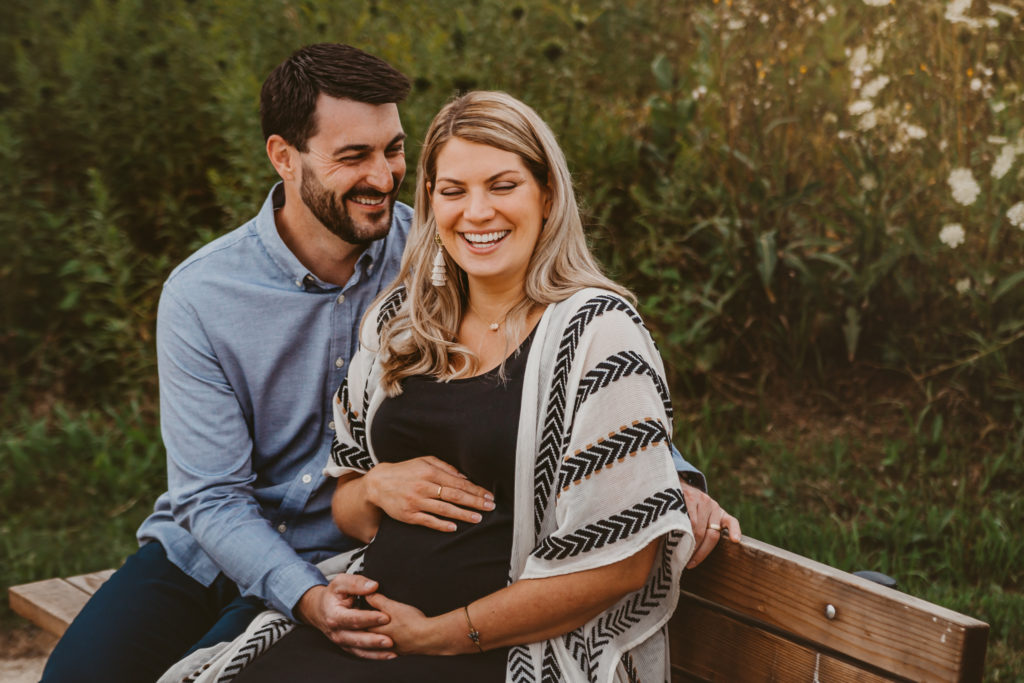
[463,605,484,653]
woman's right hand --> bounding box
[363,456,495,532]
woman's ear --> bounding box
[266,134,298,181]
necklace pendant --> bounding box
[489,322,500,331]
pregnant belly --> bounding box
[360,507,513,617]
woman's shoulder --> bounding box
[358,285,408,349]
[553,287,643,328]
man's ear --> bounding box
[266,134,298,181]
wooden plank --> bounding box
[669,594,901,682]
[66,569,115,595]
[8,578,92,637]
[679,537,988,682]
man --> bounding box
[42,43,737,683]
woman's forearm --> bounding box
[331,473,383,543]
[392,539,661,655]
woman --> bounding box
[226,91,701,682]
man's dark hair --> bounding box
[260,43,411,151]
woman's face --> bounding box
[430,137,550,294]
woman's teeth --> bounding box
[462,230,510,245]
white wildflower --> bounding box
[989,3,1019,17]
[1008,201,1024,228]
[778,40,788,50]
[827,5,837,15]
[759,13,770,23]
[904,124,927,140]
[939,223,966,248]
[727,18,746,30]
[970,78,983,91]
[858,111,879,131]
[848,46,870,76]
[948,168,981,206]
[838,130,853,140]
[817,12,828,22]
[992,144,1017,180]
[692,85,708,100]
[955,278,971,294]
[889,141,905,154]
[988,135,1009,145]
[863,0,889,6]
[823,112,839,126]
[861,75,891,99]
[848,100,874,116]
[939,139,949,152]
[860,174,878,191]
[992,101,1007,113]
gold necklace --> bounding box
[467,299,518,332]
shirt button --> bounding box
[328,421,336,431]
[302,474,313,484]
[367,265,374,272]
[277,523,287,533]
[294,279,302,288]
[335,357,345,369]
[336,294,346,304]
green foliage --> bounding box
[1,0,1022,677]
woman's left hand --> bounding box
[364,592,446,656]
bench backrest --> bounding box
[669,537,989,682]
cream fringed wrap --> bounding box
[162,288,693,683]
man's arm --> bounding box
[157,288,388,651]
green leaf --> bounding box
[651,54,673,91]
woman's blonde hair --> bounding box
[374,90,632,394]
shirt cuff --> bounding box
[671,443,707,493]
[265,560,329,621]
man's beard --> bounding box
[299,162,399,246]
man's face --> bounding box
[298,96,406,245]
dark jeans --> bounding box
[40,542,266,683]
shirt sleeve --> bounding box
[671,443,707,492]
[157,285,326,619]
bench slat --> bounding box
[8,578,93,638]
[670,594,896,682]
[679,538,988,682]
[66,569,116,595]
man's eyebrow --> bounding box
[329,133,406,158]
[435,169,522,185]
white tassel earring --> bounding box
[431,232,447,287]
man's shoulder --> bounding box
[163,221,260,291]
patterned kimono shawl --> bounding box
[160,287,693,683]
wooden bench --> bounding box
[9,537,988,681]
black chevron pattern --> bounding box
[508,645,536,682]
[375,286,407,336]
[329,435,372,471]
[621,652,641,683]
[531,488,685,561]
[563,630,592,681]
[572,350,673,427]
[534,294,636,535]
[214,616,293,682]
[540,641,563,683]
[557,418,668,493]
[589,531,681,652]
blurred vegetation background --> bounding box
[1,0,1022,676]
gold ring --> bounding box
[707,523,722,532]
[437,485,443,499]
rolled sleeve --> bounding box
[671,443,707,492]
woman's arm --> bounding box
[365,539,661,655]
[332,456,497,543]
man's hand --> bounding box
[295,575,396,659]
[679,479,741,569]
[364,456,495,532]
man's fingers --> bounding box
[721,513,742,542]
[329,628,394,652]
[687,534,716,569]
[340,647,397,661]
[327,573,378,596]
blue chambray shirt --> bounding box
[137,182,703,620]
[138,183,412,618]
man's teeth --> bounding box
[463,230,510,245]
[350,195,385,206]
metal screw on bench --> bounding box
[824,604,837,620]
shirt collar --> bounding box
[254,182,387,292]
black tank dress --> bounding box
[235,333,532,683]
